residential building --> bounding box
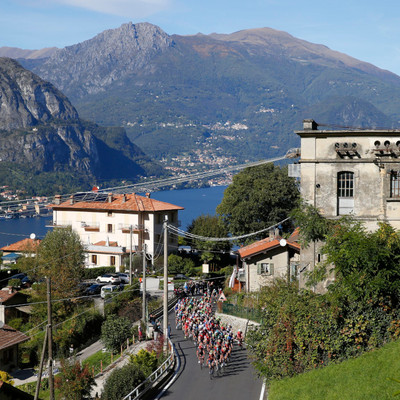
[51,192,184,271]
[296,119,400,289]
[237,229,300,292]
[0,238,40,265]
[0,324,28,373]
[0,288,30,325]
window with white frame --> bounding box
[390,171,400,198]
[337,171,354,215]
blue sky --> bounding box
[1,0,400,75]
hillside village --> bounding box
[1,119,400,398]
[2,11,400,400]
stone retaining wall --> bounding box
[215,312,260,337]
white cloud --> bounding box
[54,0,171,18]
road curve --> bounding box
[159,308,263,400]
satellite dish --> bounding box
[30,233,36,240]
[0,321,4,329]
[279,239,287,247]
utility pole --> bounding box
[47,277,55,400]
[34,326,48,400]
[142,243,147,326]
[129,225,133,285]
[163,217,168,352]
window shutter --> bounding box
[269,263,274,276]
[257,263,261,275]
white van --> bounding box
[100,284,119,299]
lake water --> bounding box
[0,186,228,248]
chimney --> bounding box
[108,193,113,203]
[303,119,318,131]
[269,228,275,239]
[122,194,126,203]
[146,192,151,198]
[69,195,74,205]
[54,195,61,205]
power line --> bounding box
[167,217,290,242]
[0,153,291,211]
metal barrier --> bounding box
[122,338,176,400]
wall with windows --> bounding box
[244,247,300,292]
[296,120,400,290]
[52,207,180,269]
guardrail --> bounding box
[122,338,176,400]
[150,296,178,320]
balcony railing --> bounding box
[118,224,148,233]
[81,222,100,232]
[45,221,71,228]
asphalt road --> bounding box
[160,309,263,400]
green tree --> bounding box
[168,254,195,276]
[101,364,145,400]
[216,163,299,242]
[36,227,85,299]
[101,316,132,353]
[290,199,333,246]
[129,349,158,377]
[319,219,400,303]
[187,214,230,263]
[54,359,95,400]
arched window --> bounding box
[337,172,354,215]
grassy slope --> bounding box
[269,339,400,400]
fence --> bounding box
[122,338,176,400]
[221,303,264,324]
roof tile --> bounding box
[51,193,184,213]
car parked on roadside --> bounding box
[117,273,129,284]
[100,284,120,298]
[96,273,121,284]
[84,284,104,296]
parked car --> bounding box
[117,273,129,284]
[100,284,119,298]
[84,284,104,296]
[175,274,188,280]
[96,273,121,284]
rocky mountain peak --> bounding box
[35,22,174,97]
[0,57,78,131]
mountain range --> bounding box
[0,57,162,195]
[2,22,400,188]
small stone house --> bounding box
[237,229,300,292]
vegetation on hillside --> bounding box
[247,207,400,384]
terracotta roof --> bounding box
[0,238,41,252]
[0,289,20,303]
[0,324,29,350]
[238,228,300,259]
[51,193,184,213]
[238,238,281,258]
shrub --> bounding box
[129,349,158,377]
[55,358,95,399]
[101,364,145,400]
[101,316,132,353]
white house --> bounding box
[51,192,184,271]
[237,229,300,292]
